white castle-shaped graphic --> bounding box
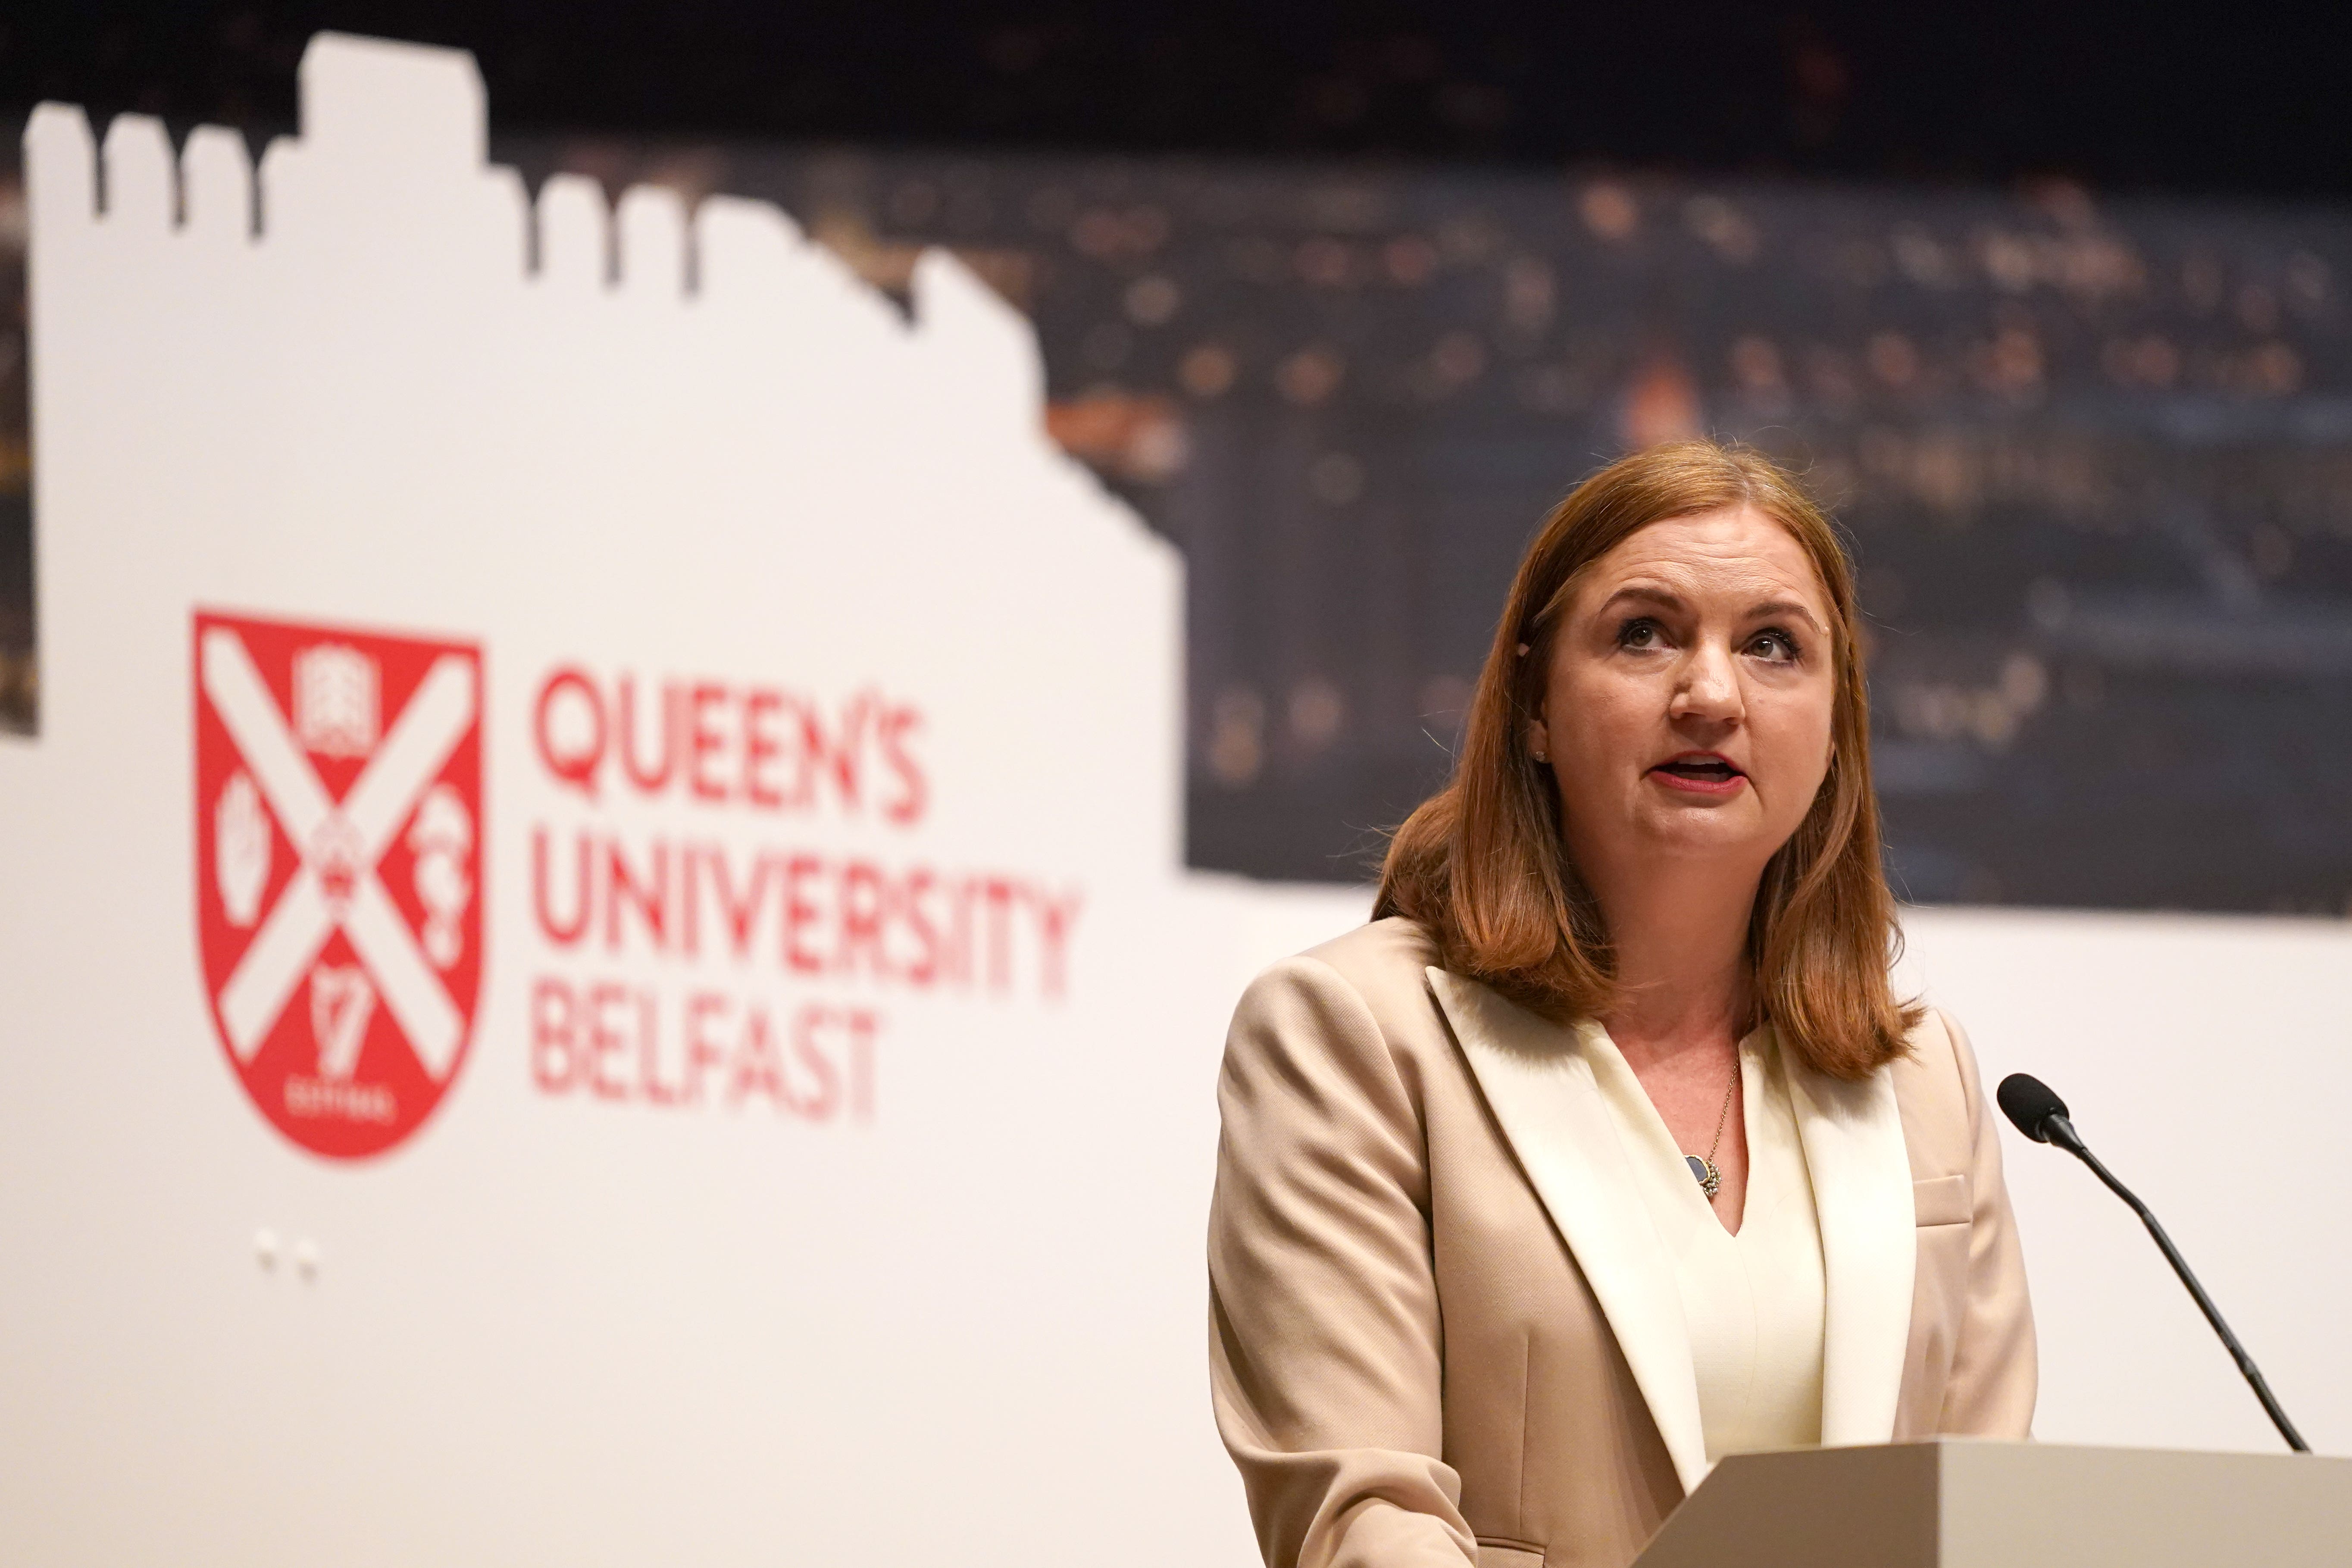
[7,30,1365,1568]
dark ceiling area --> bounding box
[7,3,2352,201]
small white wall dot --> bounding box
[253,1227,280,1271]
[293,1238,321,1281]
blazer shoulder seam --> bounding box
[1926,1004,1980,1143]
[1250,950,1404,1054]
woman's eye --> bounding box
[1617,617,1662,649]
[1748,629,1800,662]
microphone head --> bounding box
[1997,1073,2071,1144]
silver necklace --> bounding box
[1685,1055,1742,1202]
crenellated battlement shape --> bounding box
[26,31,1065,463]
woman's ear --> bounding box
[1526,719,1551,766]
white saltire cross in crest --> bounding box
[202,627,476,1080]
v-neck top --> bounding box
[1582,1020,1827,1465]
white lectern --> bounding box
[1632,1440,2352,1567]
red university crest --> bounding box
[194,611,484,1158]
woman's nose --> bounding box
[1671,642,1745,722]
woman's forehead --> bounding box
[1582,506,1828,607]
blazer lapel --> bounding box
[1784,1046,1916,1446]
[1428,970,1711,1496]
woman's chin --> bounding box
[1628,800,1779,861]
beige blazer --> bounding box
[1208,918,2036,1568]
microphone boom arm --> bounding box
[2042,1112,2310,1454]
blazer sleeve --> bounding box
[1208,955,1477,1568]
[1933,1008,2040,1437]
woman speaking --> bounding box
[1207,441,2034,1568]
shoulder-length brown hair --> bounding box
[1376,439,1917,1080]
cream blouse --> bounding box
[1583,1021,1828,1465]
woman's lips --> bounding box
[1649,757,1746,795]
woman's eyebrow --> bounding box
[1595,583,1829,636]
[1595,583,1686,615]
[1746,597,1828,634]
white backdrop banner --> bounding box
[0,28,2340,1568]
[3,32,1266,1567]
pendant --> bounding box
[1686,1153,1722,1201]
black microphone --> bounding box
[1998,1073,2309,1453]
